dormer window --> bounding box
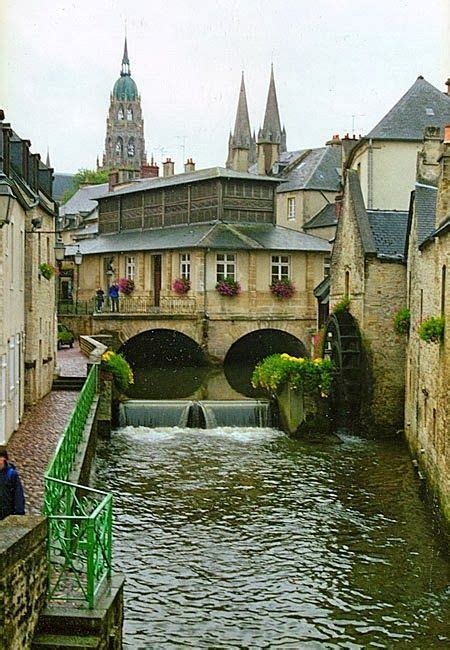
[426,108,435,116]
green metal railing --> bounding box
[44,364,113,608]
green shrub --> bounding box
[252,353,334,397]
[333,296,350,314]
[418,316,445,344]
[393,308,411,335]
[101,351,134,391]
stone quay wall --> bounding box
[0,516,47,650]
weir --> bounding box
[119,399,272,429]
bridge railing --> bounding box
[58,295,197,315]
[44,364,112,608]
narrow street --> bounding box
[7,344,88,514]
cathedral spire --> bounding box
[260,64,283,146]
[121,37,130,76]
[232,72,252,148]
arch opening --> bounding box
[224,328,307,397]
[119,329,208,399]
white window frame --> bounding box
[126,256,136,281]
[180,253,191,280]
[287,197,296,220]
[216,253,236,282]
[271,255,291,282]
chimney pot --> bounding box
[163,158,175,177]
[184,158,196,173]
[446,78,450,96]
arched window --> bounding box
[115,137,123,156]
[127,107,133,121]
[127,138,135,158]
[117,106,124,120]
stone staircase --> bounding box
[52,376,86,391]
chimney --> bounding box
[326,134,341,147]
[416,126,441,185]
[163,157,175,177]
[140,162,159,178]
[445,124,450,143]
[184,158,195,173]
[435,125,450,227]
[108,170,119,191]
[445,78,450,96]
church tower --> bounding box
[257,65,286,174]
[102,39,147,169]
[226,72,256,172]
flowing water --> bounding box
[94,426,450,649]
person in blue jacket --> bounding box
[0,448,25,520]
[108,282,120,313]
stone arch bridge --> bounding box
[59,312,314,362]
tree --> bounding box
[61,168,110,204]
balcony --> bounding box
[58,296,198,316]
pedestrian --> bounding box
[0,449,25,521]
[109,282,120,313]
[95,287,105,313]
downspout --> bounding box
[368,138,373,209]
[202,248,209,354]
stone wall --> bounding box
[0,516,47,650]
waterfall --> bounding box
[198,401,271,428]
[119,400,193,428]
[118,400,271,429]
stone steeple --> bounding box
[257,65,287,174]
[101,38,147,170]
[226,72,256,171]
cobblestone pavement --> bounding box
[7,343,89,514]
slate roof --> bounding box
[415,183,438,246]
[276,146,341,193]
[75,222,331,256]
[303,203,338,230]
[94,167,279,200]
[53,173,75,202]
[366,77,450,141]
[347,170,377,255]
[366,210,409,260]
[60,183,107,216]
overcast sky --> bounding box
[1,0,449,173]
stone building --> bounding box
[329,170,409,432]
[0,114,58,443]
[405,126,450,521]
[70,166,330,361]
[101,39,147,170]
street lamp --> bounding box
[74,246,83,308]
[0,173,14,227]
[54,236,66,262]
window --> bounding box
[441,265,446,317]
[126,256,136,281]
[287,197,296,220]
[115,137,123,155]
[127,107,133,121]
[271,255,290,282]
[324,256,331,278]
[345,270,350,297]
[180,253,191,280]
[216,253,236,281]
[117,106,124,120]
[127,138,135,157]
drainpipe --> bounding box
[368,138,373,209]
[202,248,209,353]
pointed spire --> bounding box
[231,71,252,148]
[45,147,50,168]
[260,64,283,145]
[121,37,130,76]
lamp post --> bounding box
[54,236,66,308]
[74,245,83,311]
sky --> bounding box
[1,0,449,174]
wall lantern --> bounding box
[54,236,66,262]
[0,172,14,227]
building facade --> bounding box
[0,116,58,443]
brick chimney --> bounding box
[445,78,450,96]
[334,193,343,218]
[108,170,119,191]
[140,161,159,178]
[341,133,359,169]
[326,134,341,147]
[184,158,195,173]
[416,126,441,185]
[163,158,175,177]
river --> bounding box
[93,424,450,649]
